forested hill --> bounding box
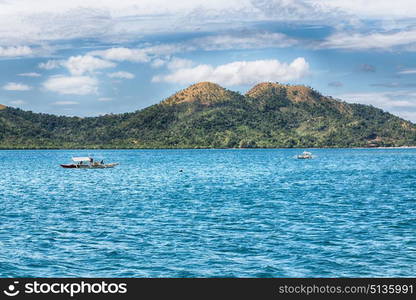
[0,82,415,149]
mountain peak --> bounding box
[163,82,239,105]
[191,81,222,89]
[0,104,7,110]
[246,82,320,103]
[245,82,286,98]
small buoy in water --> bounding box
[179,169,183,172]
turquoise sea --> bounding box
[0,149,415,277]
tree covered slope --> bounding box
[0,82,415,148]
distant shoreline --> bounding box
[0,146,415,150]
[372,146,416,149]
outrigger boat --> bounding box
[297,151,313,159]
[60,157,119,169]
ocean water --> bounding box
[0,149,415,277]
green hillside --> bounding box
[0,82,415,149]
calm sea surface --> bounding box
[0,149,415,277]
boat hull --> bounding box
[60,164,78,168]
[60,163,119,169]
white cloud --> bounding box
[38,60,61,70]
[53,101,79,105]
[152,57,309,86]
[43,75,98,95]
[320,29,416,50]
[92,32,297,66]
[0,1,332,46]
[146,44,193,56]
[151,58,166,68]
[166,57,194,70]
[62,55,116,75]
[337,90,416,122]
[0,45,54,58]
[18,72,42,77]
[0,6,113,46]
[398,69,416,75]
[399,111,416,122]
[38,55,116,76]
[90,46,186,65]
[192,32,297,51]
[315,0,416,19]
[3,82,32,91]
[9,100,26,105]
[98,97,112,102]
[0,0,415,50]
[90,45,192,65]
[107,71,135,79]
[90,48,150,63]
[0,46,32,57]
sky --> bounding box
[1,0,416,121]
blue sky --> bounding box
[1,0,416,121]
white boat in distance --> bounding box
[297,151,313,159]
[60,157,119,169]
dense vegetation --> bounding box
[0,82,415,149]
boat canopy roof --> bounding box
[72,157,92,162]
